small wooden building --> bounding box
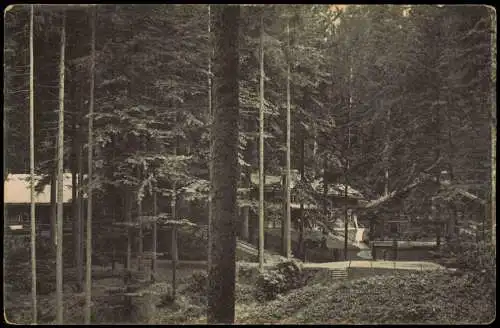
[360,170,488,260]
[4,173,86,236]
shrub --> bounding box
[255,270,287,301]
[254,260,305,302]
[275,259,304,290]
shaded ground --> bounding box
[234,270,495,324]
[4,260,494,325]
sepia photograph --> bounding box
[3,4,496,325]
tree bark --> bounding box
[29,5,37,323]
[56,11,66,324]
[84,6,96,324]
[207,5,240,324]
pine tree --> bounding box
[84,5,96,324]
[56,9,66,324]
[207,4,240,324]
[29,4,37,324]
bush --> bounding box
[275,260,304,290]
[254,260,304,302]
[255,270,287,301]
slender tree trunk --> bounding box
[281,174,286,254]
[323,157,328,217]
[344,183,349,260]
[299,129,305,260]
[171,221,177,300]
[137,193,143,270]
[152,191,157,274]
[125,191,132,271]
[72,124,83,292]
[171,131,178,299]
[490,8,497,247]
[344,65,353,261]
[207,5,240,324]
[207,3,214,273]
[51,166,57,249]
[84,6,96,324]
[56,11,66,324]
[284,18,292,259]
[29,5,37,323]
[78,154,84,269]
[258,10,265,271]
[137,168,143,270]
[242,206,249,241]
[76,133,83,291]
[383,100,391,197]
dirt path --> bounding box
[302,260,447,271]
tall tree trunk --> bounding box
[490,8,496,246]
[258,10,265,271]
[72,123,83,292]
[207,3,214,273]
[323,156,328,219]
[84,6,96,324]
[281,174,286,254]
[207,5,240,324]
[137,168,143,270]
[78,150,84,270]
[241,202,249,240]
[283,18,292,259]
[51,165,57,249]
[29,5,37,323]
[383,99,391,197]
[125,190,132,270]
[152,191,157,274]
[76,133,83,291]
[344,65,353,261]
[56,11,66,324]
[299,127,306,260]
[171,127,178,299]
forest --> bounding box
[3,4,496,325]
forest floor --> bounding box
[4,260,494,325]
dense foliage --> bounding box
[237,269,495,324]
[4,4,494,232]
